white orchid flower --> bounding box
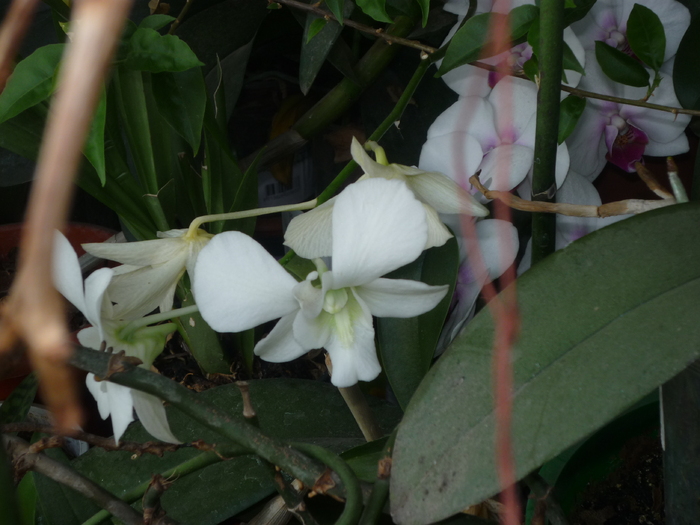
[437,218,519,353]
[194,178,449,387]
[284,137,488,259]
[83,228,212,319]
[420,76,570,196]
[53,232,180,444]
[566,53,690,180]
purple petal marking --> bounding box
[606,123,649,172]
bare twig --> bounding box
[469,174,676,217]
[272,0,436,55]
[2,434,145,525]
[167,0,194,34]
[0,0,40,92]
[0,0,135,431]
[635,162,675,200]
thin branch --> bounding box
[3,434,147,525]
[0,0,40,92]
[635,161,675,200]
[272,0,435,55]
[167,0,194,34]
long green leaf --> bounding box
[595,41,650,87]
[0,44,64,123]
[626,3,666,71]
[673,15,700,110]
[83,90,107,185]
[300,16,344,95]
[376,237,459,410]
[391,202,700,524]
[558,95,585,144]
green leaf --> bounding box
[72,380,402,525]
[673,15,700,110]
[356,0,393,23]
[416,0,429,27]
[151,68,206,155]
[558,95,585,144]
[16,474,37,525]
[341,438,389,482]
[139,14,176,31]
[595,41,650,87]
[125,27,204,73]
[562,0,595,26]
[300,16,343,95]
[307,18,328,43]
[391,202,700,524]
[0,373,37,424]
[376,237,459,410]
[439,5,539,76]
[83,89,107,185]
[562,42,585,75]
[522,56,539,82]
[326,0,346,23]
[0,44,64,123]
[626,3,666,71]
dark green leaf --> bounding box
[0,44,64,123]
[152,68,206,154]
[326,0,347,23]
[341,438,389,482]
[527,17,540,57]
[522,56,539,82]
[204,40,255,123]
[627,4,666,71]
[300,16,343,95]
[125,28,204,73]
[558,95,585,144]
[139,14,176,31]
[356,0,393,24]
[416,0,429,27]
[595,41,650,87]
[16,474,37,525]
[0,374,37,424]
[562,42,585,74]
[83,90,107,185]
[307,18,328,43]
[439,5,539,76]
[673,15,700,110]
[377,237,459,410]
[562,0,595,26]
[392,202,700,524]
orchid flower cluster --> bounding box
[53,140,488,442]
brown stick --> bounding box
[0,0,135,431]
[0,0,40,92]
[3,434,146,525]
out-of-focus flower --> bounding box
[194,179,448,387]
[53,232,179,444]
[284,137,488,258]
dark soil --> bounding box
[570,435,665,525]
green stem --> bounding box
[358,430,396,525]
[530,0,565,265]
[69,347,345,497]
[120,306,199,339]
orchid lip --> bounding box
[605,123,649,172]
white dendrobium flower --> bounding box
[284,137,488,259]
[53,232,180,444]
[83,228,212,319]
[421,76,570,196]
[194,178,449,387]
[566,54,691,180]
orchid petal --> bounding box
[489,77,537,142]
[479,144,534,192]
[85,373,111,420]
[565,101,611,180]
[132,390,181,444]
[83,235,186,266]
[284,199,335,258]
[355,278,448,318]
[105,382,135,444]
[555,170,601,249]
[424,205,455,250]
[562,27,585,87]
[426,96,497,149]
[194,232,299,332]
[331,179,427,289]
[405,170,489,216]
[293,309,332,350]
[470,219,519,280]
[293,273,326,319]
[82,268,113,337]
[325,291,381,387]
[645,133,689,157]
[419,132,484,191]
[255,312,308,362]
[442,65,493,98]
[53,231,87,316]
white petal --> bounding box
[355,278,448,318]
[479,144,534,192]
[562,27,585,88]
[194,232,299,333]
[426,96,498,149]
[471,219,519,280]
[83,236,185,267]
[565,104,609,181]
[555,170,601,249]
[284,199,335,258]
[419,132,485,189]
[255,312,308,362]
[293,275,325,319]
[325,291,381,387]
[489,77,538,142]
[82,268,113,337]
[52,231,87,315]
[405,170,489,216]
[331,179,428,289]
[77,327,102,350]
[86,373,111,420]
[555,141,570,189]
[644,133,689,157]
[424,205,455,250]
[106,382,135,444]
[293,309,332,350]
[442,65,493,98]
[132,390,181,444]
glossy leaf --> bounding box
[562,0,595,26]
[673,15,700,110]
[307,18,327,43]
[326,0,346,24]
[0,44,64,123]
[626,3,665,71]
[356,0,393,23]
[83,90,107,185]
[139,14,176,30]
[341,438,389,482]
[152,68,206,155]
[439,5,539,76]
[376,237,459,410]
[595,41,650,88]
[392,202,700,524]
[558,95,585,144]
[416,0,429,27]
[125,27,204,73]
[71,380,401,525]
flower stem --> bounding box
[119,306,199,340]
[186,199,317,238]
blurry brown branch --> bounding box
[0,0,40,92]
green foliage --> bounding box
[376,237,459,410]
[326,0,347,24]
[0,44,64,123]
[392,202,700,524]
[124,28,204,73]
[307,18,328,43]
[83,90,107,185]
[562,0,596,26]
[139,14,176,31]
[558,95,586,144]
[626,4,666,71]
[673,15,700,109]
[595,40,650,87]
[356,0,394,24]
[0,374,37,424]
[300,16,344,95]
[438,5,539,76]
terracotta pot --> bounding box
[0,223,115,400]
